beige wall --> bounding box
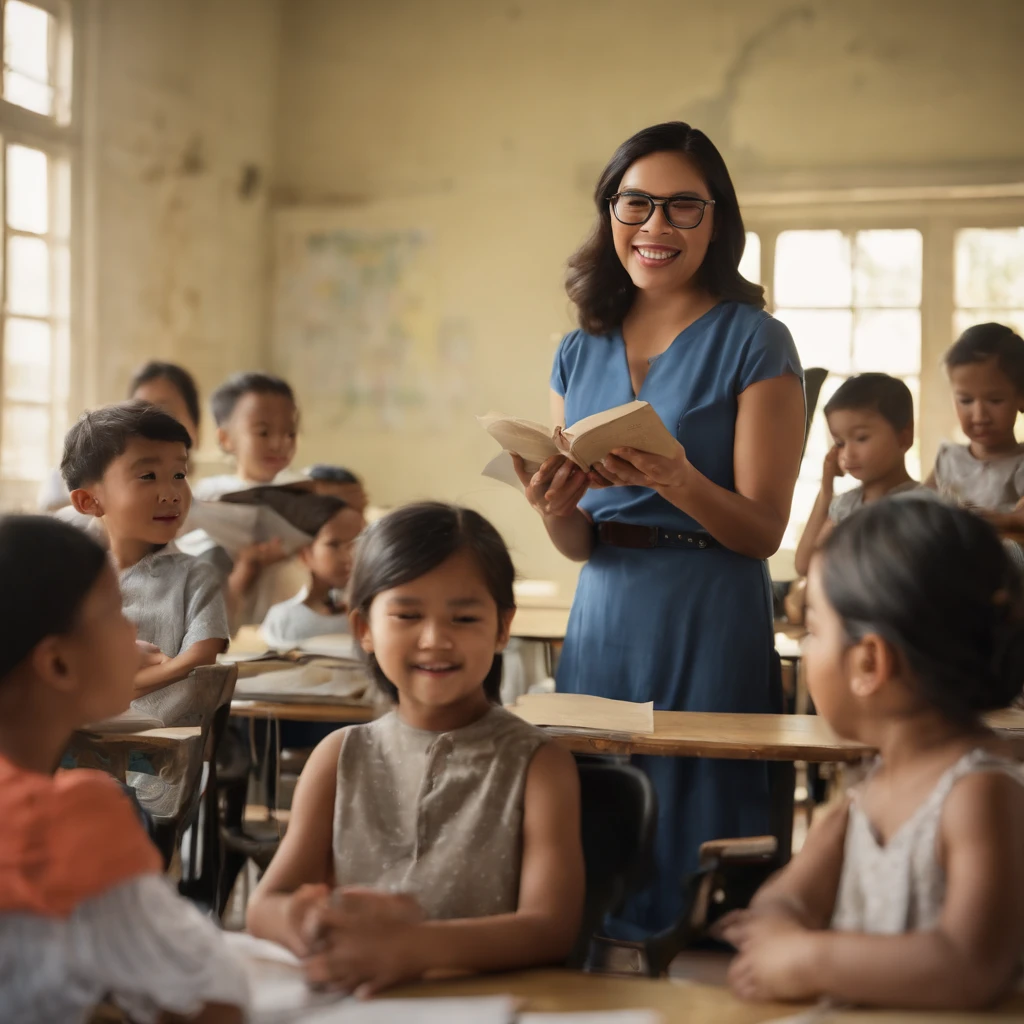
[84,0,281,470]
[267,0,1024,593]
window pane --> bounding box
[738,231,760,285]
[4,1,50,81]
[955,228,1024,309]
[6,145,48,234]
[775,230,852,307]
[7,235,49,315]
[854,230,922,307]
[1,402,49,480]
[774,308,853,373]
[853,309,921,374]
[4,69,51,114]
[3,318,50,402]
[954,309,1024,341]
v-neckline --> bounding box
[619,301,724,400]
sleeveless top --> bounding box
[831,748,1024,934]
[332,706,548,920]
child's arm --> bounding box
[246,730,343,953]
[793,445,841,577]
[225,538,289,622]
[727,770,1024,1008]
[133,637,227,695]
[302,742,585,996]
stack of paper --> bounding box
[512,692,655,734]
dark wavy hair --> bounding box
[566,122,763,336]
[820,497,1024,723]
[348,502,515,704]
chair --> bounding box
[802,367,829,460]
[567,760,658,969]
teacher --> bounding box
[513,122,805,936]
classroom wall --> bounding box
[269,0,1024,593]
[83,0,281,469]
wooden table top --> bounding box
[230,699,376,724]
[510,605,570,640]
[387,966,1024,1021]
[77,725,202,746]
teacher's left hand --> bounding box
[598,443,692,491]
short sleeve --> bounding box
[737,315,803,395]
[1012,457,1024,503]
[69,874,250,1022]
[932,442,957,494]
[828,488,862,525]
[180,558,230,652]
[260,601,291,649]
[550,330,585,398]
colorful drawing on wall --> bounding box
[273,228,465,431]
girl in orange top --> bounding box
[0,515,248,1024]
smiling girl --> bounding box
[246,502,584,996]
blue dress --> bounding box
[551,302,802,935]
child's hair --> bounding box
[0,515,108,679]
[820,496,1024,722]
[945,322,1024,393]
[61,401,193,490]
[128,361,201,430]
[306,464,361,485]
[210,371,295,427]
[823,373,914,433]
[348,502,515,704]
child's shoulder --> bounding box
[191,474,245,502]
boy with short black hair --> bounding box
[794,372,917,576]
[62,401,229,700]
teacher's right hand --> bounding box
[512,453,589,517]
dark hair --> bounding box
[566,121,763,336]
[61,400,192,490]
[945,322,1024,394]
[823,373,914,433]
[0,515,109,681]
[820,497,1024,722]
[128,361,201,430]
[348,502,515,704]
[306,465,361,486]
[210,372,296,427]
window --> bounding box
[0,0,74,506]
[954,228,1024,339]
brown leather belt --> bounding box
[596,521,718,550]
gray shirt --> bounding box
[828,480,920,524]
[934,441,1024,511]
[261,589,350,649]
[119,548,229,658]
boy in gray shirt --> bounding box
[62,402,229,710]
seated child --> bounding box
[928,322,1024,530]
[304,464,369,514]
[0,515,247,1023]
[721,497,1024,1009]
[794,373,917,577]
[260,496,365,649]
[62,402,229,716]
[246,502,584,995]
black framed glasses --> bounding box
[608,191,715,230]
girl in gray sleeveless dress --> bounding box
[246,503,585,997]
[720,497,1024,1011]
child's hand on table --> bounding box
[719,910,820,1002]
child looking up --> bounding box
[261,497,365,648]
[304,465,369,514]
[246,502,584,996]
[795,373,917,577]
[61,402,228,705]
[928,323,1024,532]
[0,516,247,1023]
[723,498,1024,1010]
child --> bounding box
[62,402,229,715]
[721,497,1024,1009]
[794,373,917,577]
[0,515,248,1023]
[261,496,365,648]
[246,502,584,996]
[305,464,369,514]
[928,323,1024,531]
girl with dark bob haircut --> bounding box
[513,121,804,936]
[722,497,1024,1009]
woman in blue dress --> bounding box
[512,122,805,936]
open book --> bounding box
[478,400,677,485]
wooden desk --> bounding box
[510,605,570,641]
[68,726,202,783]
[230,699,376,724]
[387,967,1024,1021]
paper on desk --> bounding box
[232,663,371,704]
[297,634,359,660]
[512,692,655,734]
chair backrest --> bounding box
[802,367,829,460]
[567,760,658,968]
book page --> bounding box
[482,451,528,490]
[477,412,561,466]
[512,692,655,734]
[565,402,678,471]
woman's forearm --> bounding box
[659,470,788,560]
[540,508,594,562]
